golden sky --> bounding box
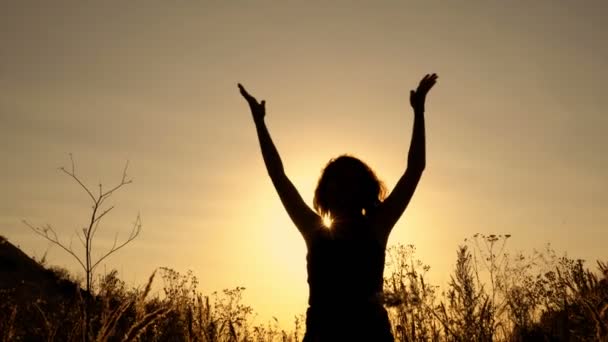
[2,1,607,325]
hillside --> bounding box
[0,235,82,301]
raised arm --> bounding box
[238,84,321,238]
[374,74,437,241]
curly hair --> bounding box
[313,155,387,218]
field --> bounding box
[1,234,606,341]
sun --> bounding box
[322,214,333,229]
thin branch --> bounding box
[101,180,131,199]
[77,229,86,249]
[59,167,96,203]
[121,160,130,184]
[91,214,141,270]
[98,160,132,199]
[98,192,110,207]
[90,212,109,246]
[86,202,100,258]
[69,153,75,174]
[23,220,86,270]
[93,206,114,224]
[111,232,119,251]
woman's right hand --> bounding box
[238,83,266,123]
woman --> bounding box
[238,74,437,341]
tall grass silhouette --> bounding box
[1,234,606,341]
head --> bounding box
[313,155,387,219]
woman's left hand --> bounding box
[410,73,438,113]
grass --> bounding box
[1,234,607,341]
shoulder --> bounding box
[302,221,330,247]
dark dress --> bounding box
[303,218,394,342]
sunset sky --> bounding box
[2,1,607,325]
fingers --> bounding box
[238,83,251,98]
[417,73,438,94]
[410,73,438,110]
[238,83,267,115]
[238,83,259,104]
[238,83,248,97]
[419,74,437,87]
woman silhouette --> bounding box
[238,74,437,341]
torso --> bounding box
[303,217,393,341]
[305,217,387,307]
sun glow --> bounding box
[322,214,333,229]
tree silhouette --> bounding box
[24,154,141,294]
